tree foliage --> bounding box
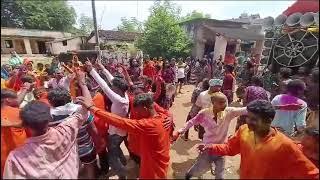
[135,1,192,58]
[180,10,211,22]
[78,14,94,35]
[117,17,143,33]
[1,0,76,31]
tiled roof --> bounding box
[88,30,142,42]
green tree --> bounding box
[78,14,94,35]
[1,0,76,31]
[135,1,192,58]
[181,10,211,22]
[117,17,143,33]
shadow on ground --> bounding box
[171,138,201,156]
[171,158,197,178]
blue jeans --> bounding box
[186,150,225,179]
[107,134,127,178]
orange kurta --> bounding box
[1,106,27,176]
[209,125,319,179]
[91,107,170,179]
[92,92,109,153]
[128,94,171,156]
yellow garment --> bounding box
[1,78,6,88]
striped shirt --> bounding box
[3,109,88,179]
[50,103,95,158]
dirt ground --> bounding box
[106,84,240,179]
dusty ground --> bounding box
[105,85,240,179]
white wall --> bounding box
[49,38,83,55]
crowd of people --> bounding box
[0,50,319,179]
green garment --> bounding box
[8,56,23,67]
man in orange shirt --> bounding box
[76,93,170,179]
[1,89,28,176]
[200,100,319,179]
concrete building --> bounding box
[179,18,265,62]
[46,36,87,55]
[1,27,72,55]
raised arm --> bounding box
[89,106,153,135]
[178,112,203,134]
[226,107,247,120]
[119,65,134,87]
[85,61,124,103]
[96,59,114,82]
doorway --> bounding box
[37,41,46,54]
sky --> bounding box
[68,0,296,30]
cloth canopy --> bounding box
[282,0,319,16]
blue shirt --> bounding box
[271,94,307,136]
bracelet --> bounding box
[87,105,94,110]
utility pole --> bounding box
[92,0,100,50]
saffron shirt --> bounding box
[208,125,319,179]
[1,106,27,177]
[128,93,173,156]
[90,106,170,179]
[3,109,89,179]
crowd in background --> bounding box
[0,50,319,179]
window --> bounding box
[62,40,67,46]
[4,40,13,48]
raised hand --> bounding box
[74,96,94,109]
[84,60,93,73]
[75,69,86,85]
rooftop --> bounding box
[88,30,142,42]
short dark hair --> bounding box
[247,100,275,123]
[47,88,72,107]
[286,79,306,96]
[1,88,17,104]
[133,93,154,108]
[280,67,292,79]
[20,100,51,130]
[112,77,128,92]
[202,78,210,90]
[21,74,35,83]
[251,76,264,87]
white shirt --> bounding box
[195,90,212,109]
[176,67,185,79]
[18,91,35,108]
[47,75,73,91]
[90,68,129,137]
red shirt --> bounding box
[224,54,236,65]
[128,94,172,156]
[91,106,170,179]
[222,73,234,91]
[143,62,156,80]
